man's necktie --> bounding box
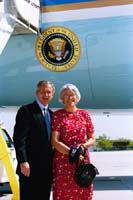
[43,108,51,140]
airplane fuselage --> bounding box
[0,0,133,109]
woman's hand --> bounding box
[78,144,86,157]
[77,154,85,166]
[69,145,79,164]
[69,144,86,165]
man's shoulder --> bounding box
[18,101,37,113]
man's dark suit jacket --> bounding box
[13,101,53,182]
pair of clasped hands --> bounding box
[69,144,86,166]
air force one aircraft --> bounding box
[0,0,133,109]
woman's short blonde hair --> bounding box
[59,83,81,103]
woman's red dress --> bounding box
[52,109,95,200]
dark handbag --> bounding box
[74,162,99,188]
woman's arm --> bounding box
[51,131,70,154]
[83,133,96,149]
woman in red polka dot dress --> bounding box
[51,84,96,200]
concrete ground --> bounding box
[0,151,133,200]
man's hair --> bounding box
[36,80,55,94]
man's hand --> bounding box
[20,162,30,177]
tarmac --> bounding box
[0,151,133,200]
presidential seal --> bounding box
[35,26,81,72]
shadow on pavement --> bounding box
[94,176,133,191]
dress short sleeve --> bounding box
[82,110,95,136]
[51,109,62,132]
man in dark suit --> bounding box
[13,80,55,200]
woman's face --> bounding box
[62,88,79,107]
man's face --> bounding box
[36,84,54,106]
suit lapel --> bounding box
[32,101,49,140]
